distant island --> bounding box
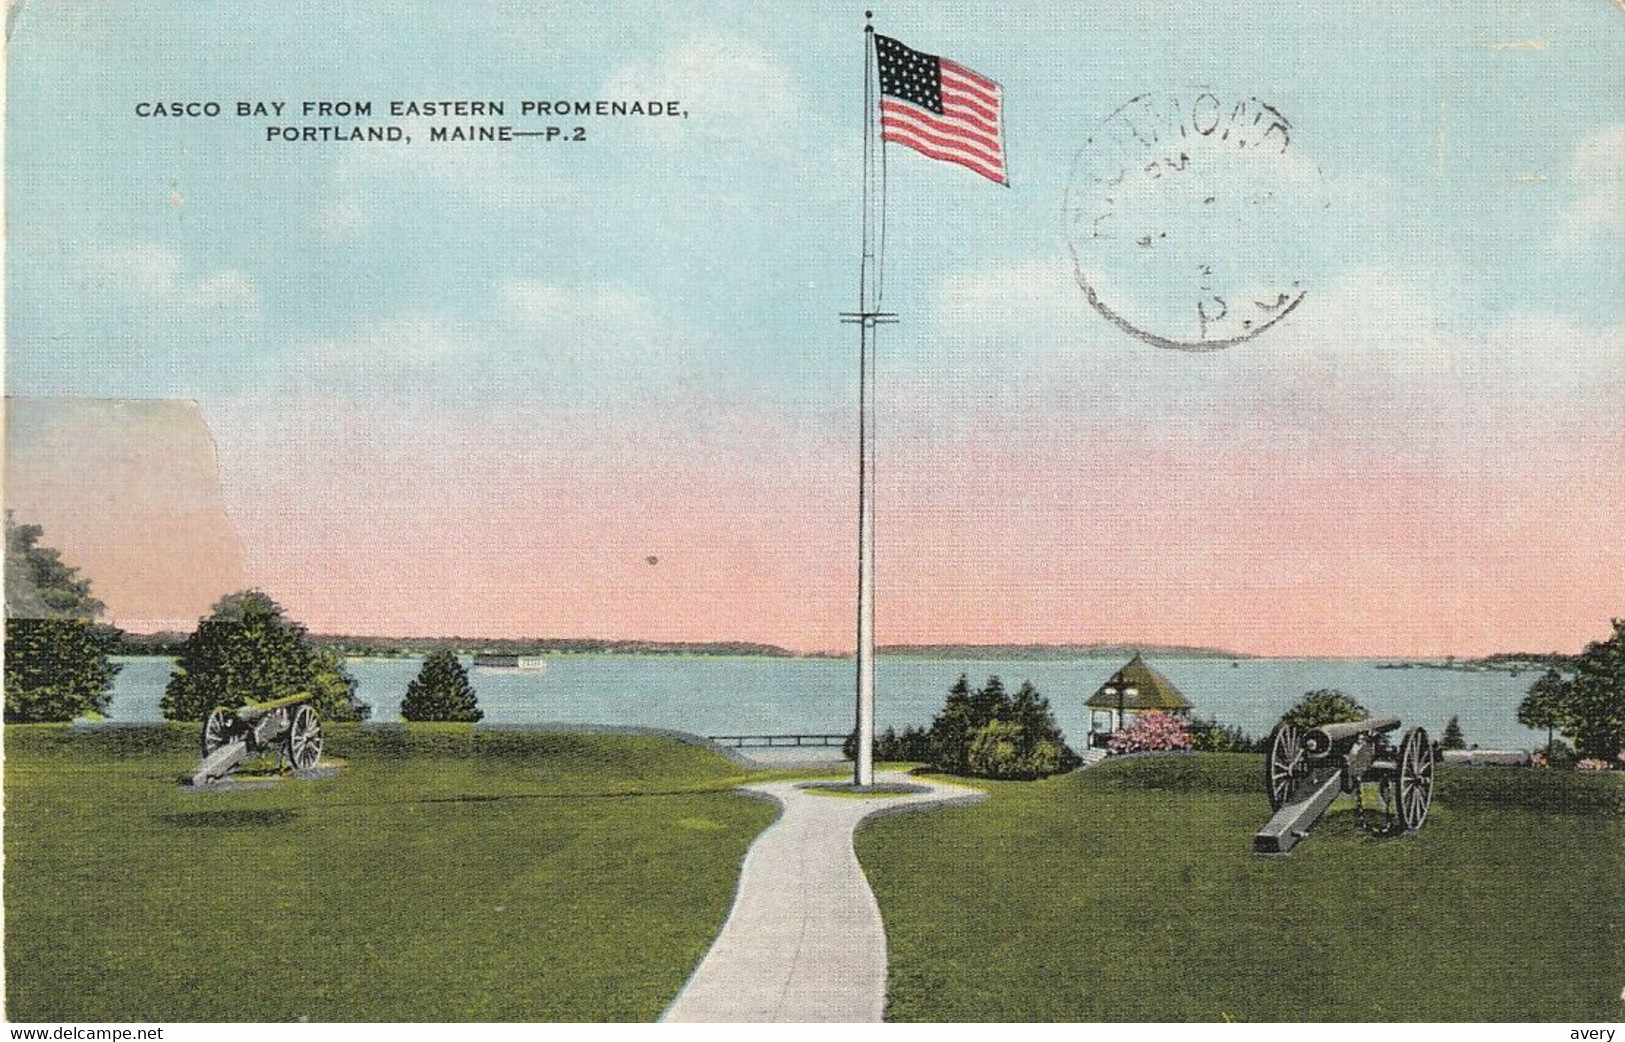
[112,633,1252,661]
[115,632,798,659]
[869,642,1254,660]
[111,630,1569,668]
[1376,652,1579,675]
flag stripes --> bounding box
[873,34,1007,186]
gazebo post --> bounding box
[1087,654,1191,750]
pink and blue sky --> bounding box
[5,1,1622,656]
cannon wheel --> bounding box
[1265,722,1306,810]
[1396,727,1434,832]
[286,705,323,771]
[201,708,233,758]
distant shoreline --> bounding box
[108,634,1578,668]
[108,649,1569,669]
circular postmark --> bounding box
[1064,91,1322,351]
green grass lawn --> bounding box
[3,724,792,1022]
[857,754,1623,1022]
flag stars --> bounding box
[875,34,944,112]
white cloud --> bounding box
[501,280,656,333]
[294,282,699,407]
[915,257,1622,455]
[83,244,182,297]
[188,270,260,314]
[595,36,856,219]
[497,280,695,374]
[317,199,366,237]
[601,37,800,146]
[1554,123,1624,251]
[81,243,260,318]
[932,257,1092,338]
[320,125,570,233]
[313,316,480,372]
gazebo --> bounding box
[1086,653,1192,748]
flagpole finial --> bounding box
[865,10,874,30]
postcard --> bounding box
[3,0,1621,1027]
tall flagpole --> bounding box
[842,10,894,787]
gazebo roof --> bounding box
[1085,653,1191,710]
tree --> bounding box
[4,618,122,722]
[401,649,483,722]
[5,512,105,620]
[968,674,1011,725]
[1564,620,1625,763]
[3,517,122,722]
[1188,716,1259,753]
[1440,715,1467,750]
[161,590,370,722]
[1281,689,1368,730]
[1010,680,1069,762]
[1518,669,1568,751]
[927,675,1077,779]
[926,673,978,774]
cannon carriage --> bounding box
[189,691,324,787]
[1253,715,1436,855]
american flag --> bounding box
[874,34,1006,186]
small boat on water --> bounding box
[472,654,548,674]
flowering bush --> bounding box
[1575,757,1612,772]
[1530,750,1549,770]
[1107,711,1193,754]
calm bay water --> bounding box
[105,654,1544,751]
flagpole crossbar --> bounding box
[838,311,899,327]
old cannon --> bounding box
[1253,715,1435,855]
[190,692,324,787]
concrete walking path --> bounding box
[662,770,985,1023]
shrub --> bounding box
[1281,689,1369,730]
[960,720,1065,779]
[401,649,483,723]
[843,724,934,763]
[890,725,932,761]
[965,719,1022,777]
[308,646,370,722]
[3,618,123,722]
[1107,710,1193,754]
[848,675,1078,779]
[1575,758,1612,772]
[931,674,1079,778]
[162,590,369,722]
[1531,738,1578,771]
[1188,716,1259,753]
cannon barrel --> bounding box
[230,690,316,723]
[1302,716,1400,757]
